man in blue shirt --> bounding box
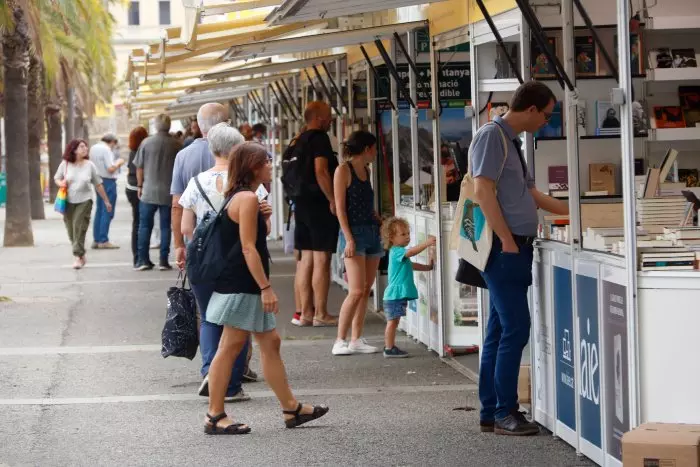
[471,81,568,436]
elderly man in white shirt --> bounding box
[89,133,124,249]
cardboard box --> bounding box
[518,365,531,404]
[623,423,700,467]
[581,203,624,229]
[590,163,617,194]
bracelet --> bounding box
[260,285,271,291]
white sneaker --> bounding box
[332,339,353,356]
[349,338,379,354]
[225,389,251,403]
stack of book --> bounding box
[661,226,700,247]
[637,196,689,230]
[639,250,696,271]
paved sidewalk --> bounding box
[0,185,592,466]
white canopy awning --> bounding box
[186,72,300,94]
[221,20,427,61]
[201,53,346,81]
[266,0,445,25]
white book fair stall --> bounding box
[457,0,700,465]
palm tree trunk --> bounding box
[28,54,45,220]
[64,87,75,142]
[45,102,62,203]
[2,6,34,246]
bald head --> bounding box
[304,101,332,131]
[197,103,228,136]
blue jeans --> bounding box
[479,237,533,421]
[93,178,117,243]
[191,282,248,397]
[137,202,171,265]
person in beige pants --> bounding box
[55,139,112,269]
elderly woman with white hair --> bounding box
[179,122,251,402]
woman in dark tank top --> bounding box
[331,131,385,357]
[203,142,329,435]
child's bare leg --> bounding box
[385,319,400,349]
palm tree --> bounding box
[28,54,44,220]
[2,2,33,246]
[1,0,116,243]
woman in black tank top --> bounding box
[203,142,329,435]
[331,131,384,356]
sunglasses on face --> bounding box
[542,111,553,122]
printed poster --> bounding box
[602,280,629,461]
[554,266,576,431]
[577,274,602,448]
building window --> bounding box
[127,1,140,26]
[159,1,171,25]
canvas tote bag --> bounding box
[449,122,509,272]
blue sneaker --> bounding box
[383,346,409,358]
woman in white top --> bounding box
[180,122,252,402]
[54,139,112,269]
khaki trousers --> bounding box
[63,200,93,257]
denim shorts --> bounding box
[384,299,408,320]
[339,224,384,258]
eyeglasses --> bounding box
[542,111,553,122]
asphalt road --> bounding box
[0,183,593,466]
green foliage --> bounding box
[0,0,117,115]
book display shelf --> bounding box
[466,1,700,466]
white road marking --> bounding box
[0,384,477,406]
[0,338,342,356]
[26,256,295,270]
[0,273,295,286]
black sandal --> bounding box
[204,412,251,435]
[283,403,329,429]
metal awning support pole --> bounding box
[303,69,319,100]
[321,61,348,113]
[311,65,341,116]
[514,0,573,91]
[360,45,397,112]
[269,84,293,120]
[250,90,271,123]
[375,39,416,110]
[279,80,302,118]
[572,0,620,83]
[615,0,640,432]
[474,0,524,83]
[255,89,273,123]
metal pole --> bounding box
[293,74,301,133]
[347,61,355,125]
[390,37,400,210]
[429,37,446,356]
[616,0,640,431]
[408,31,419,210]
[562,0,583,456]
[334,59,344,161]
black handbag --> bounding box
[161,272,199,360]
[455,258,488,289]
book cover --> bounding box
[659,148,679,182]
[590,163,616,194]
[635,158,645,176]
[671,49,698,68]
[548,165,569,192]
[535,101,563,138]
[575,35,597,76]
[643,168,661,198]
[679,169,699,187]
[679,86,700,128]
[596,101,621,130]
[531,36,557,78]
[649,48,673,68]
[487,102,509,122]
[653,106,686,128]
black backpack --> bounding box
[281,130,321,200]
[185,190,239,286]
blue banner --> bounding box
[554,266,576,431]
[577,275,602,448]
